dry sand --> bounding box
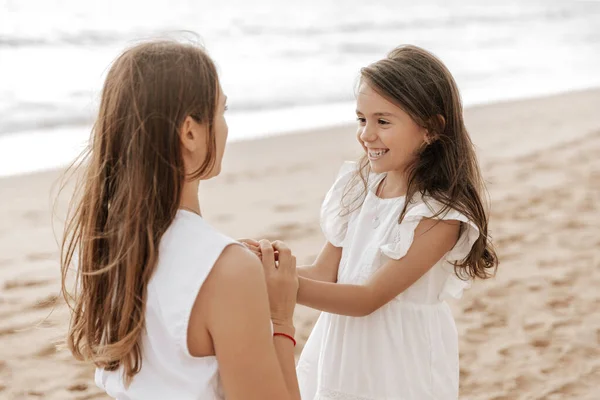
[1,89,599,399]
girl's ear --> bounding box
[424,114,445,144]
[436,114,446,131]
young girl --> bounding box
[59,40,302,400]
[295,45,498,399]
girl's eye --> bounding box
[356,117,366,124]
[378,119,390,125]
[224,105,229,112]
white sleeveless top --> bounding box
[95,210,239,399]
[297,162,479,400]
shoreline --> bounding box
[2,86,600,179]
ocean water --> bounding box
[1,0,599,176]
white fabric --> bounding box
[297,162,479,400]
[95,210,239,400]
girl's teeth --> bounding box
[369,149,388,158]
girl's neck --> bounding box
[180,179,202,216]
[379,169,408,198]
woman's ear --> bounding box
[180,116,206,153]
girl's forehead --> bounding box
[356,86,399,113]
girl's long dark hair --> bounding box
[347,45,497,280]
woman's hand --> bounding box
[196,243,301,400]
[258,240,298,327]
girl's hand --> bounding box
[239,238,285,263]
[259,240,298,326]
[239,238,262,259]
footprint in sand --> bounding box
[463,327,490,344]
[537,258,562,269]
[481,313,507,329]
[3,278,51,291]
[560,219,587,230]
[534,160,556,171]
[546,295,574,309]
[0,324,27,336]
[488,395,511,400]
[2,319,57,336]
[547,380,586,398]
[540,366,554,375]
[495,233,524,248]
[0,359,8,374]
[529,337,551,349]
[35,344,58,358]
[484,284,512,298]
[497,343,531,358]
[31,294,60,310]
[515,169,530,181]
[26,252,56,262]
[273,203,299,213]
[577,195,595,212]
[463,298,488,314]
[523,320,545,332]
[68,383,88,392]
[550,317,579,330]
[549,274,575,288]
[526,281,544,292]
[512,373,544,392]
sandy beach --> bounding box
[0,89,599,399]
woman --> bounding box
[60,40,301,399]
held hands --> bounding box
[239,238,298,327]
[239,238,263,259]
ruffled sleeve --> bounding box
[380,199,480,300]
[320,161,360,247]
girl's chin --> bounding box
[368,159,389,173]
[368,159,406,175]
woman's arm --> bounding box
[297,219,460,317]
[190,243,300,400]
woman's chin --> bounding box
[203,164,222,180]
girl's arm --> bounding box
[297,219,460,317]
[240,239,342,283]
[297,241,341,283]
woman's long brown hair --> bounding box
[60,40,219,383]
[346,45,498,279]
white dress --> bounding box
[95,210,239,399]
[296,162,480,400]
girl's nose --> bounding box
[360,122,377,143]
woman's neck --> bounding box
[180,179,202,216]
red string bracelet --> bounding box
[273,332,296,347]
